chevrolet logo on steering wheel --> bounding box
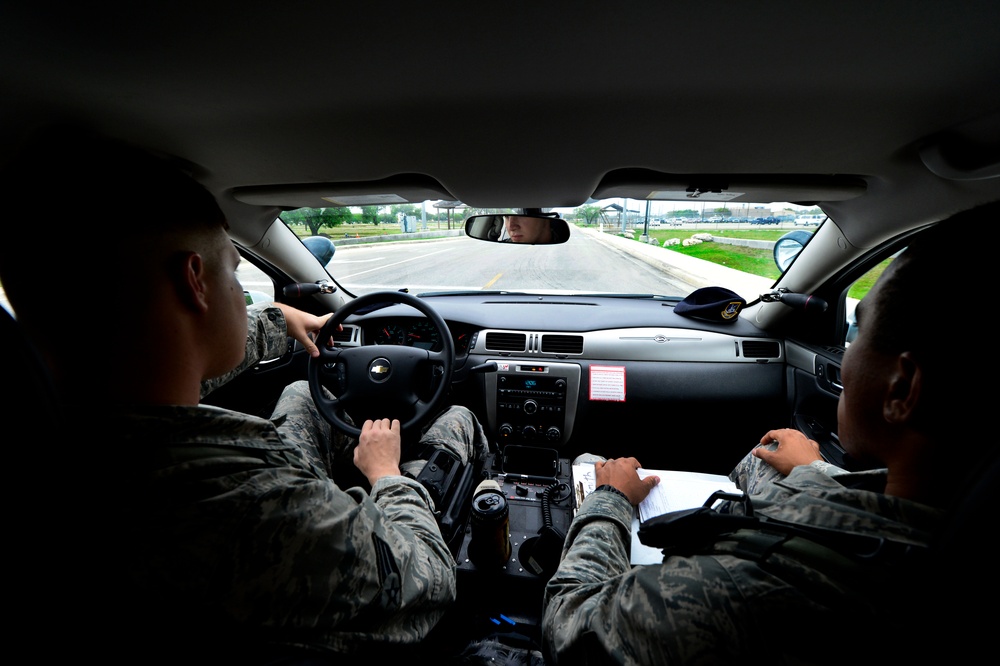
[369,358,391,382]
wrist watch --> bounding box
[594,484,630,503]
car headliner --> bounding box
[2,2,999,252]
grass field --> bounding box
[617,226,888,300]
[641,228,787,281]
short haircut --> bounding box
[871,200,998,436]
[0,126,228,338]
[871,202,995,355]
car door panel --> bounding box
[785,339,864,470]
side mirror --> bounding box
[772,229,813,273]
[244,290,273,305]
[302,236,336,265]
[845,303,859,345]
[464,214,570,245]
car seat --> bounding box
[0,307,337,662]
[488,215,504,241]
[910,449,998,662]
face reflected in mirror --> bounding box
[503,215,553,243]
[463,214,569,244]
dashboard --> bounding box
[359,318,477,355]
[325,293,791,475]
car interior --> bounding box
[2,2,999,662]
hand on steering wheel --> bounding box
[307,291,454,439]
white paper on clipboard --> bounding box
[572,463,738,565]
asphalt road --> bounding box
[238,225,775,305]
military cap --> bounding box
[674,287,746,323]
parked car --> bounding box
[794,214,826,226]
[2,2,999,664]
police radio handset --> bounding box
[761,288,828,312]
[282,280,337,298]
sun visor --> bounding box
[592,169,867,205]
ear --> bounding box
[170,251,210,313]
[883,351,922,425]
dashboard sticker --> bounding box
[589,365,626,402]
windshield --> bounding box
[234,199,822,307]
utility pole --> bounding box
[641,200,650,242]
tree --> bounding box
[281,207,353,236]
[360,205,381,226]
[577,205,602,225]
[389,204,420,220]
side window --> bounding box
[238,257,275,304]
[844,254,896,346]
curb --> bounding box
[577,226,775,300]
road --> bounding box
[239,226,731,302]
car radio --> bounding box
[483,360,581,447]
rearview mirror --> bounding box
[464,214,570,245]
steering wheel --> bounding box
[308,291,454,439]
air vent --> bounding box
[742,340,780,358]
[485,332,527,352]
[332,325,358,345]
[542,334,584,354]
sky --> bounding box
[552,199,813,218]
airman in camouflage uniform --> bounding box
[542,463,936,664]
[541,216,986,665]
[108,302,489,658]
[0,130,492,660]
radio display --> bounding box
[501,375,563,392]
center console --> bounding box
[483,360,581,447]
[456,448,575,581]
[431,445,577,652]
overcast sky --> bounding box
[553,199,812,217]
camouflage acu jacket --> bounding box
[542,464,943,665]
[100,303,457,657]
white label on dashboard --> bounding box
[589,365,626,402]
